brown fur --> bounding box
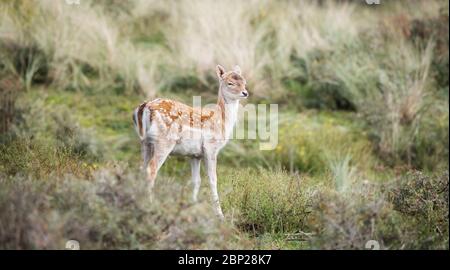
[138,98,224,135]
[137,102,147,137]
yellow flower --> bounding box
[276,145,283,152]
[299,147,306,160]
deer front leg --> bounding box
[190,158,201,203]
[204,152,224,219]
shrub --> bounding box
[10,92,104,160]
[283,51,355,111]
[413,100,449,170]
[0,72,22,134]
[387,171,449,249]
[409,7,449,90]
[0,91,105,178]
[328,35,439,168]
[308,183,393,250]
[221,167,317,235]
[280,2,448,169]
[0,137,92,179]
[308,171,449,250]
[0,164,251,249]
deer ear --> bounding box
[216,65,225,79]
[233,65,241,75]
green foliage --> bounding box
[221,168,316,235]
[387,171,449,249]
[409,7,449,90]
[308,183,393,250]
[10,96,104,162]
[283,53,355,111]
[272,113,374,175]
[0,137,91,179]
[308,171,449,250]
[0,42,49,90]
[413,100,449,169]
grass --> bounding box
[0,0,448,249]
[0,164,253,249]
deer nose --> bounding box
[241,90,248,97]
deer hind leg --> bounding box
[190,158,201,203]
[141,138,153,171]
[146,140,175,196]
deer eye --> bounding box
[227,82,234,87]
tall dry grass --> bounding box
[0,0,164,95]
[1,0,447,166]
[160,0,362,98]
[330,37,435,165]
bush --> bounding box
[0,165,251,249]
[0,137,92,179]
[413,101,449,170]
[0,92,104,178]
[283,3,449,169]
[328,36,441,168]
[308,183,393,250]
[221,168,316,235]
[10,94,104,162]
[283,52,355,111]
[0,72,22,134]
[0,42,49,89]
[409,7,449,90]
[308,171,449,250]
[387,171,449,249]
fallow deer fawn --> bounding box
[133,65,248,219]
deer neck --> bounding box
[217,86,239,140]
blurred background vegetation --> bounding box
[0,0,448,249]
